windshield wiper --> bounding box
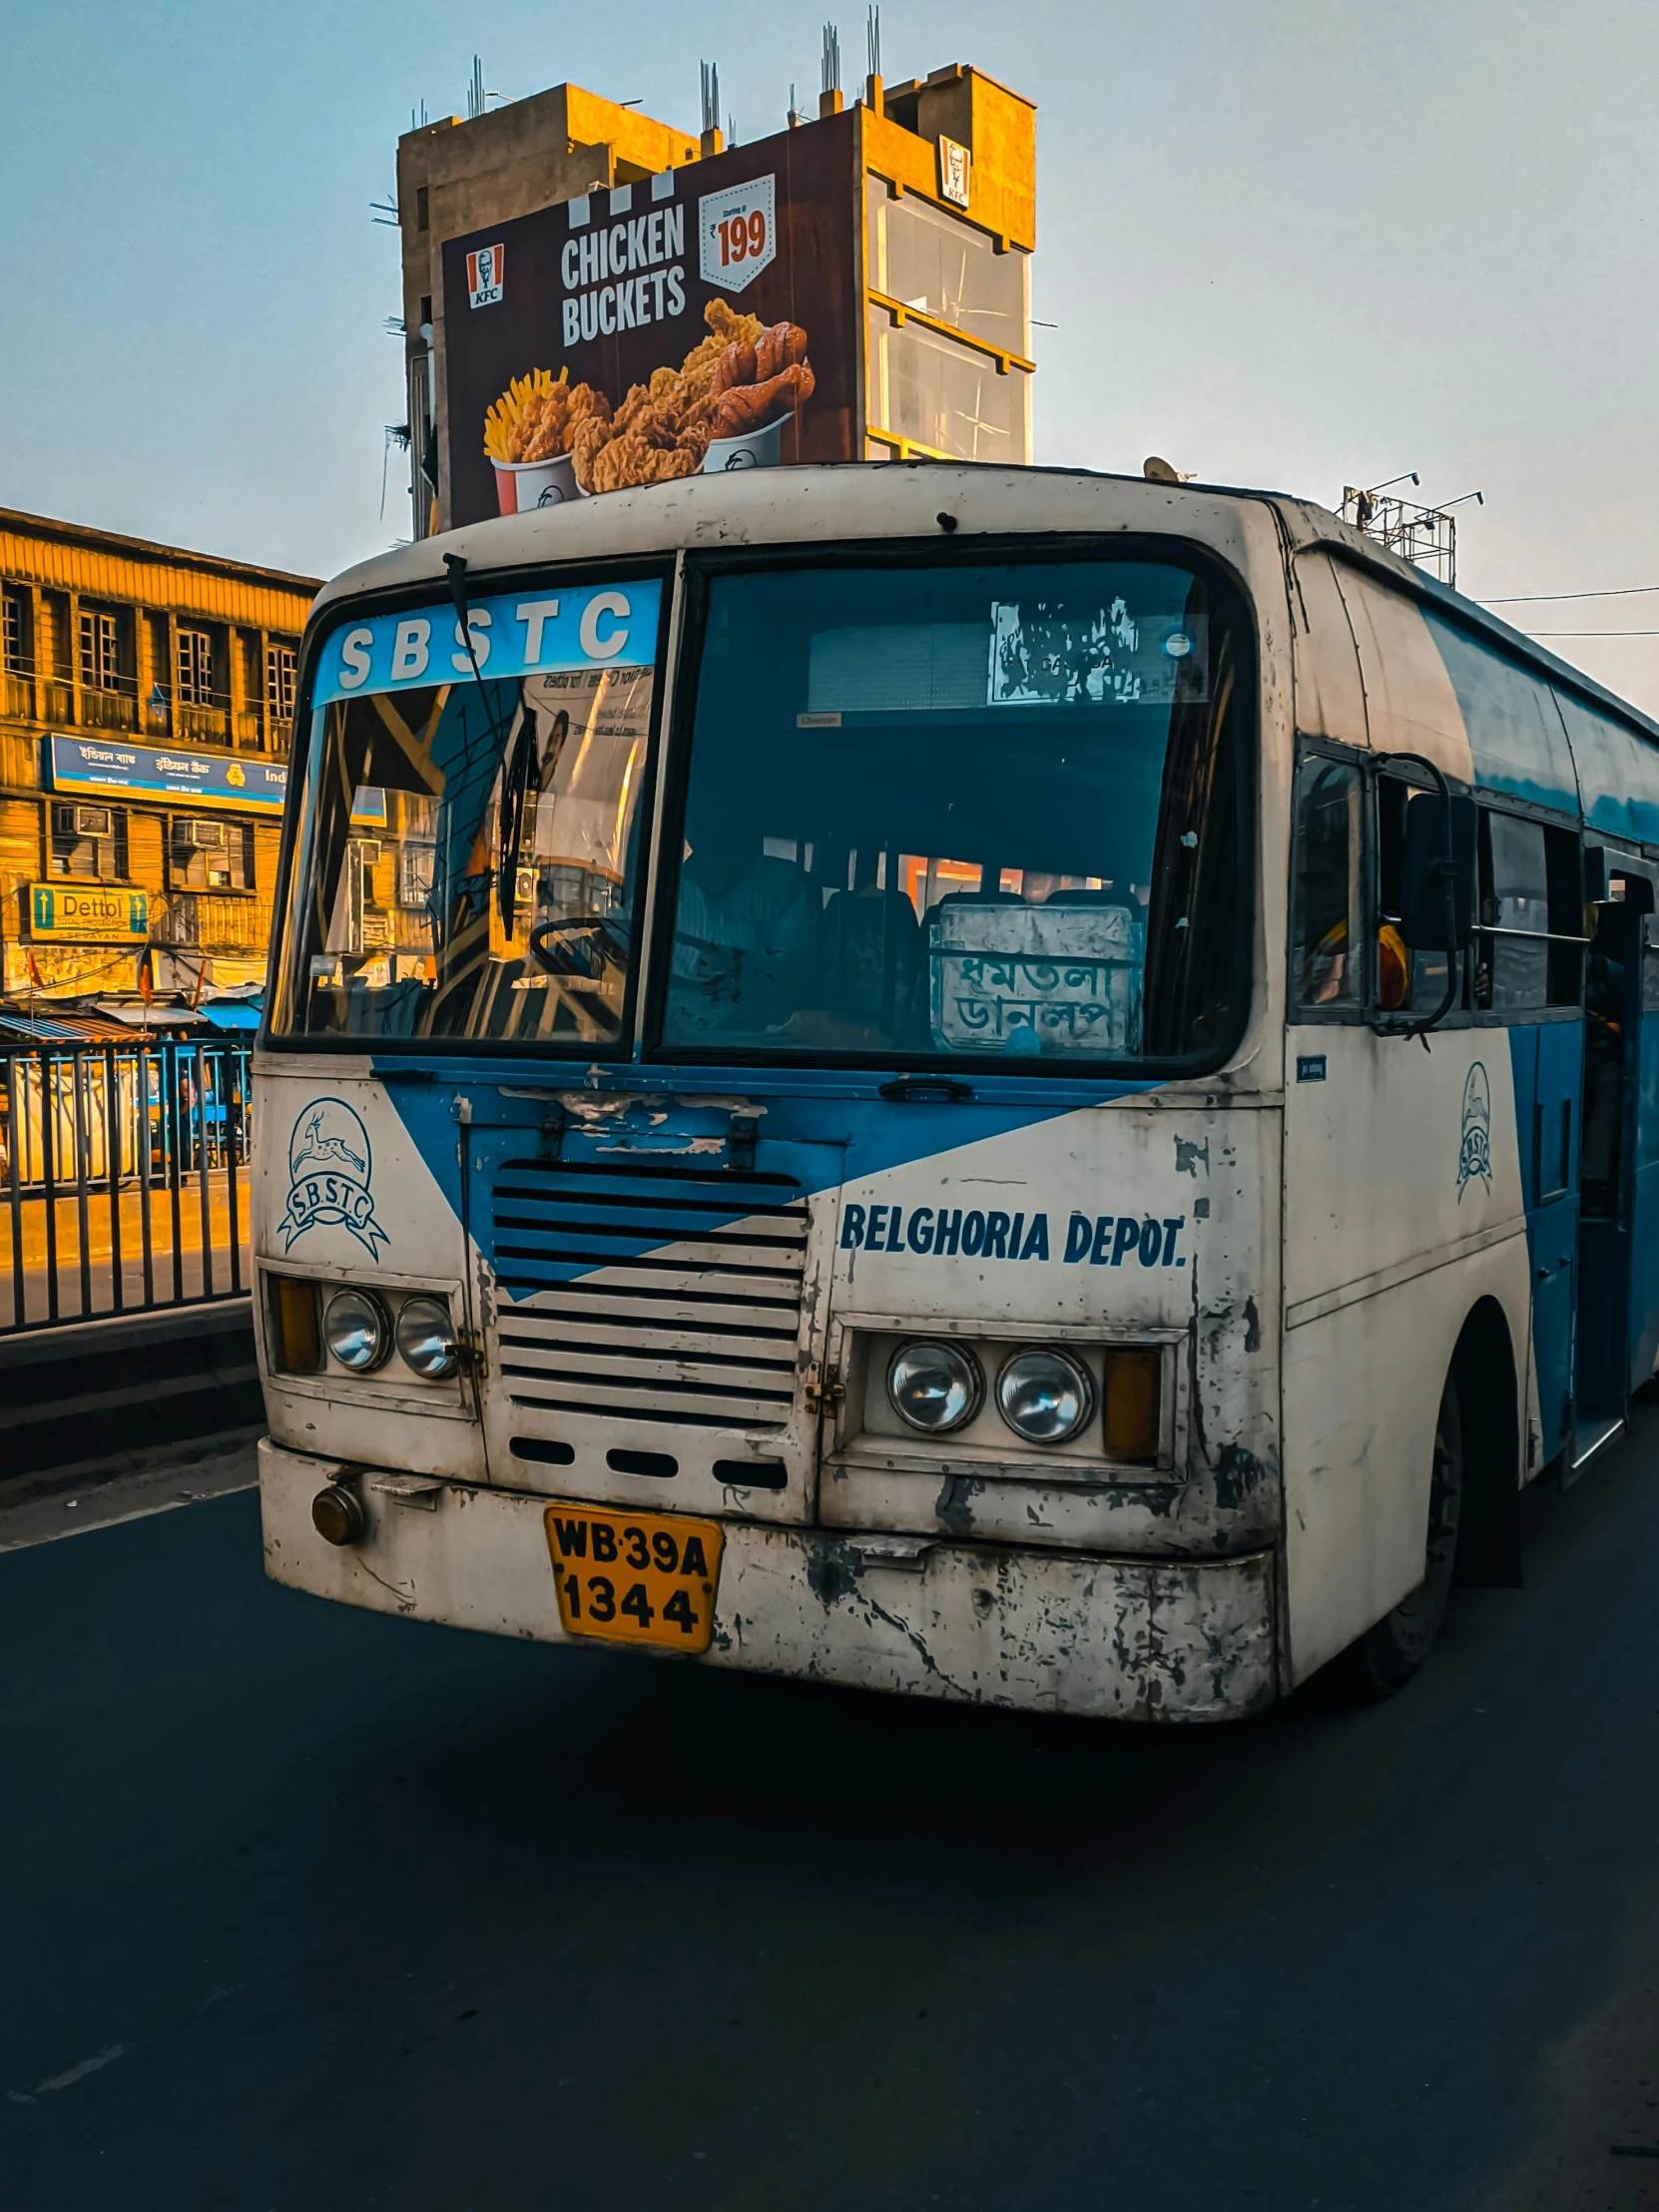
[443,552,531,938]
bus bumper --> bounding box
[259,1441,1278,1723]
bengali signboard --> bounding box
[48,736,288,814]
[29,883,149,942]
[441,114,858,528]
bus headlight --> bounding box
[887,1341,983,1433]
[394,1295,458,1380]
[323,1288,391,1373]
[995,1349,1096,1444]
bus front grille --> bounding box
[489,1157,809,1430]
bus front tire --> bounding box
[1343,1371,1464,1700]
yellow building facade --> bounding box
[0,508,315,999]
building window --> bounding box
[79,607,124,692]
[177,627,215,706]
[168,815,256,891]
[266,641,297,724]
[2,586,29,675]
[50,802,128,881]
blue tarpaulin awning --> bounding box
[196,1000,263,1031]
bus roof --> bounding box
[314,462,1659,755]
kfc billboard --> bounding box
[441,112,858,527]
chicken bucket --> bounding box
[492,452,582,514]
[701,414,791,473]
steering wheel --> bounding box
[527,915,628,979]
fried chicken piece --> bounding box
[675,419,713,466]
[679,299,764,391]
[589,432,699,494]
[519,388,570,462]
[611,380,659,434]
[710,339,759,395]
[566,381,611,428]
[707,296,762,342]
[509,378,611,463]
[645,447,699,484]
[570,412,615,493]
[710,360,816,440]
[756,321,809,380]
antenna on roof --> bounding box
[788,81,804,128]
[1340,478,1475,587]
[699,61,724,153]
[1144,456,1196,484]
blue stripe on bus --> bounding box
[1554,690,1659,849]
[387,1078,1159,1297]
[1424,610,1581,816]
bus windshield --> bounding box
[665,556,1248,1065]
[271,552,1249,1067]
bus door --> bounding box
[1626,913,1659,1388]
[1477,807,1584,1469]
[1573,876,1659,1426]
[1519,1018,1579,1463]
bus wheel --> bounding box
[1345,1371,1464,1700]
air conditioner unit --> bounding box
[184,819,225,849]
[74,806,112,836]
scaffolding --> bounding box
[1340,486,1461,588]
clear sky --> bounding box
[5,0,1657,704]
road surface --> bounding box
[7,1412,1659,2210]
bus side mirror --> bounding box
[1401,794,1476,951]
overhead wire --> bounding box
[1486,584,1659,604]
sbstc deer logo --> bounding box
[278,1098,388,1257]
[1457,1062,1492,1199]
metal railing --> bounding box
[1,1038,253,1333]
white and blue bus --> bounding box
[253,463,1659,1719]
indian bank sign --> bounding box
[29,883,149,942]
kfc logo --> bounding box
[467,244,505,308]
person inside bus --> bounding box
[1305,915,1410,1010]
[812,847,922,1046]
[669,815,821,1040]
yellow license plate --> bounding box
[544,1503,724,1654]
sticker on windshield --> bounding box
[988,602,1208,709]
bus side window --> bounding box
[1376,774,1451,1014]
[1473,812,1582,1013]
[1292,753,1362,1010]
